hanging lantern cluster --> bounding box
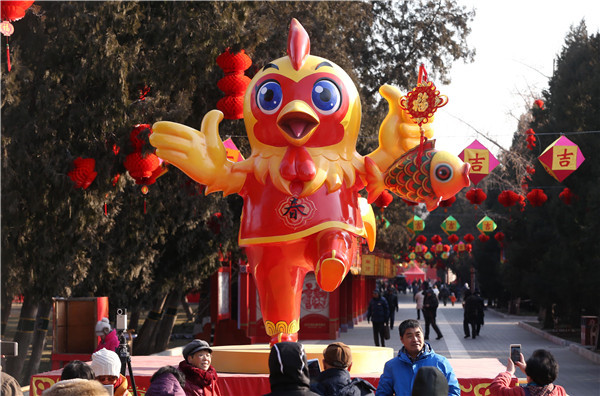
[525,128,537,150]
[497,190,523,209]
[448,234,459,244]
[216,48,252,120]
[465,188,487,208]
[68,157,97,189]
[124,124,167,186]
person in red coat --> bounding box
[489,349,567,395]
[178,340,222,396]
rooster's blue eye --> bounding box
[312,79,341,115]
[256,80,282,114]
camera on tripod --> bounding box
[114,308,138,396]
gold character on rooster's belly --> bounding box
[150,19,470,345]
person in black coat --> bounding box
[462,290,478,338]
[264,342,319,396]
[367,290,389,347]
[422,288,443,340]
[384,287,399,330]
[310,342,376,396]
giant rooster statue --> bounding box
[150,19,470,345]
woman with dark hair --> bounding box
[146,366,186,396]
[489,349,567,395]
[60,360,95,380]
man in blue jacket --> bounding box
[375,319,460,396]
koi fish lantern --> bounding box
[150,19,469,345]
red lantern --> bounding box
[527,188,547,207]
[124,152,161,181]
[453,244,459,253]
[416,235,427,245]
[463,233,475,243]
[465,188,487,206]
[466,243,472,252]
[68,157,97,189]
[498,190,520,208]
[374,190,393,208]
[534,99,544,110]
[434,242,443,253]
[439,196,456,212]
[478,234,490,243]
[559,187,577,205]
[525,128,536,150]
[1,0,34,72]
[442,244,450,252]
[494,232,505,242]
[216,48,252,120]
[129,124,152,150]
[431,235,442,244]
[1,1,34,22]
[448,234,459,244]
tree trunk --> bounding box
[180,292,194,322]
[5,294,38,384]
[1,297,13,335]
[132,294,167,355]
[152,289,181,353]
[23,299,52,383]
[128,308,141,332]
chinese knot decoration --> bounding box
[538,136,585,182]
[1,0,34,71]
[399,64,448,164]
[216,48,252,119]
[68,157,97,189]
[459,140,499,185]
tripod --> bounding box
[116,331,138,396]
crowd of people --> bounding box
[2,285,570,396]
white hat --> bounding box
[95,318,111,336]
[90,348,121,377]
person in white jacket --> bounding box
[414,289,424,320]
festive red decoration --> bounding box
[216,48,252,119]
[124,152,161,181]
[465,188,487,206]
[0,20,14,36]
[402,198,419,207]
[374,190,393,208]
[448,234,459,244]
[111,174,120,187]
[442,244,450,252]
[431,235,442,244]
[439,196,456,212]
[494,232,505,242]
[534,99,545,110]
[559,187,577,205]
[416,235,427,245]
[525,128,536,150]
[1,1,34,22]
[68,157,97,189]
[478,234,490,243]
[498,190,520,208]
[129,124,152,150]
[463,233,475,243]
[453,244,459,253]
[526,165,535,174]
[465,243,473,252]
[527,188,547,207]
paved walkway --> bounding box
[311,292,600,396]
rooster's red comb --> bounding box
[287,19,310,71]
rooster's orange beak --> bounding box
[277,100,319,146]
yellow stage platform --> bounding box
[210,344,394,374]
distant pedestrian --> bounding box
[489,349,567,395]
[414,288,424,320]
[462,290,478,339]
[439,285,450,307]
[367,290,389,347]
[422,289,443,340]
[385,287,398,330]
[474,290,485,336]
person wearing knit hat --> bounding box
[94,318,120,353]
[178,339,222,396]
[42,378,109,396]
[310,342,376,395]
[90,348,130,396]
